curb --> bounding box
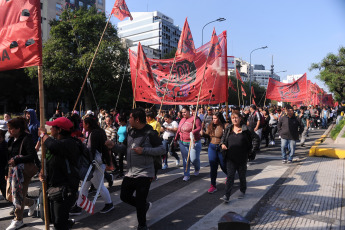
[309,124,345,158]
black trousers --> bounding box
[120,177,152,227]
[50,194,75,230]
[0,171,6,198]
[225,160,247,199]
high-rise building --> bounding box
[286,74,304,83]
[117,11,181,59]
[40,0,106,42]
[252,64,281,88]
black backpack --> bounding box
[73,138,93,181]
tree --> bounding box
[162,48,177,59]
[27,7,132,110]
[310,46,345,102]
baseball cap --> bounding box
[46,117,73,131]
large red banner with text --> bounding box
[129,31,228,105]
[0,0,42,71]
[266,73,307,102]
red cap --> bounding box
[46,117,73,131]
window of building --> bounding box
[79,1,84,7]
[98,0,103,5]
[56,3,62,11]
[56,14,60,20]
[70,0,75,4]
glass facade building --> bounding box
[117,11,181,59]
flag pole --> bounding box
[157,56,177,115]
[115,57,129,110]
[236,68,240,106]
[38,66,50,229]
[132,67,138,109]
[73,14,112,111]
[207,73,218,107]
[241,90,245,107]
[185,54,210,172]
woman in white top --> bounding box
[160,114,180,169]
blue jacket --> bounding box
[25,109,40,144]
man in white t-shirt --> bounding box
[160,114,180,169]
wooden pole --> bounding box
[242,91,245,107]
[73,14,112,111]
[38,66,49,230]
[132,67,138,109]
[207,73,218,107]
[115,57,129,110]
[157,56,177,116]
[236,69,240,107]
[185,54,210,172]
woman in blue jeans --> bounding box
[201,112,228,193]
[175,106,202,181]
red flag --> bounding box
[136,42,151,74]
[228,78,236,92]
[176,18,195,61]
[266,73,308,102]
[0,0,42,71]
[207,28,222,65]
[111,0,133,21]
[251,86,256,98]
[241,85,247,96]
[236,69,244,84]
[129,31,228,105]
[252,98,256,106]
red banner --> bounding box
[111,0,133,21]
[0,0,42,71]
[266,73,308,102]
[241,85,246,96]
[129,31,228,105]
[251,86,256,98]
[228,78,236,92]
[236,69,244,84]
[318,94,334,107]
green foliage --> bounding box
[0,69,38,113]
[162,48,177,59]
[330,119,345,140]
[26,7,132,110]
[227,75,269,107]
[310,46,345,102]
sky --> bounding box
[105,0,345,92]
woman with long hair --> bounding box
[220,112,257,203]
[6,117,39,230]
[174,106,202,181]
[202,112,228,193]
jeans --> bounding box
[208,143,227,187]
[281,138,296,161]
[225,160,247,198]
[179,140,201,176]
[120,177,151,227]
[80,163,112,204]
[269,125,277,142]
[162,138,179,165]
[322,117,327,128]
[300,126,308,145]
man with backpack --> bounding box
[107,108,164,230]
[247,105,263,151]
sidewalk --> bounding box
[251,126,345,230]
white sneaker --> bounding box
[183,176,190,181]
[175,159,180,166]
[6,220,24,230]
[162,164,168,170]
[194,171,199,176]
[28,199,37,216]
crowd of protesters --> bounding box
[0,100,344,229]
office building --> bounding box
[117,11,181,59]
[41,0,106,42]
[252,65,281,88]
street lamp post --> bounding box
[201,17,226,46]
[249,46,268,103]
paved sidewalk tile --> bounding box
[252,157,345,230]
